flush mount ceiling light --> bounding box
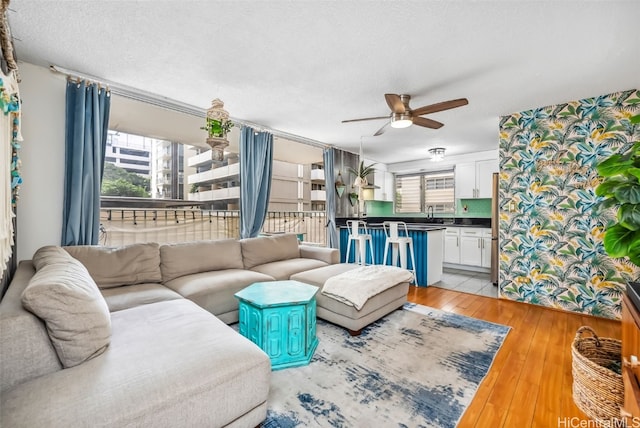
[429,147,446,162]
[390,112,413,129]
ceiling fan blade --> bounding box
[342,115,389,123]
[373,122,390,136]
[385,94,405,114]
[411,98,469,117]
[413,116,444,129]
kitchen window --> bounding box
[394,170,455,214]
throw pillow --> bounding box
[159,239,244,282]
[22,257,112,368]
[32,245,74,271]
[64,243,162,288]
[240,234,301,269]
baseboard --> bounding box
[443,263,490,274]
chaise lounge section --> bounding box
[291,263,411,335]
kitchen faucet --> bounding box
[427,205,434,219]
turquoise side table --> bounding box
[234,280,319,370]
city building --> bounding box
[186,131,326,211]
[105,131,152,176]
[187,149,325,212]
[151,141,197,199]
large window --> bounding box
[395,170,455,214]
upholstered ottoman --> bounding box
[290,264,411,335]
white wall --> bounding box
[387,149,499,174]
[17,62,66,260]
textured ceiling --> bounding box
[9,0,640,165]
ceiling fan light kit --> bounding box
[429,147,446,162]
[390,113,413,129]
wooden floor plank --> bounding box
[532,309,568,427]
[406,286,621,427]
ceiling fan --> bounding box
[342,94,468,136]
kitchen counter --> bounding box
[336,216,491,228]
[338,224,444,287]
[363,223,446,231]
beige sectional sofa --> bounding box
[0,233,338,427]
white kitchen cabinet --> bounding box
[455,159,498,199]
[459,228,484,266]
[443,227,460,264]
[372,169,394,201]
[476,159,498,198]
[444,226,492,271]
[454,163,476,199]
[480,229,492,268]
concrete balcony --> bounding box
[188,150,215,167]
[310,189,326,201]
[187,163,240,185]
[188,186,240,202]
[310,169,325,182]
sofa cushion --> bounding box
[32,245,75,271]
[163,269,274,321]
[21,256,111,368]
[64,243,162,289]
[250,258,328,280]
[160,239,244,282]
[0,299,271,428]
[240,234,300,269]
[299,244,340,265]
[0,261,63,394]
[290,263,361,286]
[100,283,183,312]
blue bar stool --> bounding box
[382,221,417,285]
[345,220,375,265]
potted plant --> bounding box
[348,160,376,187]
[202,116,234,139]
[596,114,640,266]
[348,190,358,207]
[348,161,376,215]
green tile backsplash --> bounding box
[456,198,492,217]
[365,200,394,216]
[364,199,492,218]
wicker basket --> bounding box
[571,326,623,421]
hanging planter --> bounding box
[348,191,358,207]
[202,98,234,161]
[335,172,346,197]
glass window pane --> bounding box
[395,174,422,213]
[423,170,455,214]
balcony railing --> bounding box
[100,209,327,247]
[188,187,240,202]
[310,169,325,181]
[187,163,240,185]
[310,189,326,202]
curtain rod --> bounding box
[49,65,329,150]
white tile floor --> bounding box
[431,268,498,298]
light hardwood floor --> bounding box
[407,286,621,428]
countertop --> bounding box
[336,216,491,229]
[339,223,446,232]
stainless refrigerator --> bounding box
[491,173,499,284]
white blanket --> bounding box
[321,265,413,311]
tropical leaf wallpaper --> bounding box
[498,89,640,320]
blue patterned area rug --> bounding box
[262,303,510,428]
